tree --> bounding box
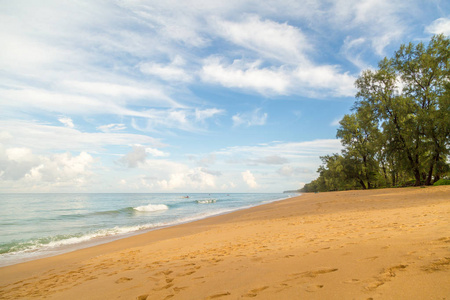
[337,106,380,189]
[301,35,450,192]
[392,34,450,184]
[355,34,449,186]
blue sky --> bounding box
[1,0,449,193]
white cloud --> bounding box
[61,80,174,103]
[114,157,219,191]
[426,18,450,36]
[294,65,356,97]
[0,87,175,118]
[200,167,222,176]
[140,63,191,82]
[31,152,94,184]
[192,154,217,167]
[140,56,192,82]
[195,108,225,122]
[201,57,290,95]
[157,167,216,190]
[120,146,148,168]
[58,117,74,128]
[5,147,34,161]
[249,155,289,165]
[0,120,163,152]
[119,145,169,168]
[341,36,369,69]
[0,145,95,190]
[131,107,223,133]
[212,14,310,64]
[201,56,356,98]
[146,147,170,158]
[97,123,127,133]
[232,109,268,127]
[277,165,314,177]
[242,170,258,188]
[221,181,236,190]
[120,1,211,48]
[0,2,185,126]
[0,147,39,180]
[144,109,189,130]
[210,139,341,191]
[218,139,343,164]
[371,30,403,57]
[330,0,406,56]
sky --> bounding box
[1,0,449,193]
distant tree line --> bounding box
[301,35,450,193]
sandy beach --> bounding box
[0,186,449,299]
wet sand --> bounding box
[1,186,449,299]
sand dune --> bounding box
[1,186,449,299]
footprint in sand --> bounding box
[304,284,324,292]
[242,286,269,297]
[153,283,174,291]
[365,264,408,291]
[437,237,450,243]
[179,270,196,276]
[115,277,133,284]
[358,256,379,262]
[421,257,450,272]
[299,268,338,278]
[206,292,231,299]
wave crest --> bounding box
[196,199,216,204]
[133,204,169,212]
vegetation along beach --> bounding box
[1,1,449,299]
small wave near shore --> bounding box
[133,204,169,212]
[196,199,217,204]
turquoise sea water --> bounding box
[0,193,294,266]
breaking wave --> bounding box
[133,204,169,212]
[196,199,217,204]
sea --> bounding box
[0,193,295,267]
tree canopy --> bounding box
[301,35,450,193]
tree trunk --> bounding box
[359,179,367,189]
[426,152,440,185]
[413,167,421,186]
[391,171,396,187]
[391,114,422,186]
[425,159,434,186]
[381,163,388,186]
[363,155,371,189]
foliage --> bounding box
[301,35,450,193]
[433,179,450,186]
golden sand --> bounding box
[1,186,449,299]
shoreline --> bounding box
[0,193,293,268]
[1,186,449,299]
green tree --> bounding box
[392,34,450,184]
[355,34,449,186]
[301,35,449,192]
[337,106,380,189]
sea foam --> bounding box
[196,199,217,204]
[133,204,169,212]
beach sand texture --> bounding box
[0,186,449,299]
